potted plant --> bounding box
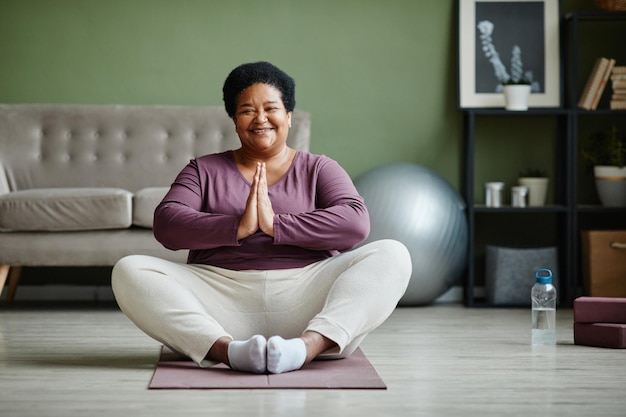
[580,125,626,207]
[502,46,532,111]
[518,168,549,207]
[477,22,539,110]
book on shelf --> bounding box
[612,66,626,74]
[611,101,626,110]
[612,79,626,90]
[578,57,614,110]
[590,58,616,110]
[578,58,605,110]
[613,89,626,97]
[611,66,626,110]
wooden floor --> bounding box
[0,303,624,417]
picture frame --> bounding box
[458,0,561,108]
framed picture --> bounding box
[458,0,561,108]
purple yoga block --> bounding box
[574,323,626,349]
[573,297,626,324]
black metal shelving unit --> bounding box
[463,11,626,307]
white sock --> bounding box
[227,334,267,374]
[267,335,306,374]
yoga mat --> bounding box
[149,346,386,389]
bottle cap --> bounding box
[536,268,552,284]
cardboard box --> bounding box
[573,297,626,324]
[581,231,626,297]
[574,323,626,349]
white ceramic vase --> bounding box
[518,177,549,207]
[594,166,626,207]
[503,85,531,111]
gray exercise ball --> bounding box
[354,163,468,306]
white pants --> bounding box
[111,239,411,367]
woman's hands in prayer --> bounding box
[238,162,275,240]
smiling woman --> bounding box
[111,61,412,376]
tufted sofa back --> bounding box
[0,104,311,194]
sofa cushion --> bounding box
[0,188,132,232]
[133,187,169,228]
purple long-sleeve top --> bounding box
[153,150,370,270]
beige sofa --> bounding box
[0,104,310,302]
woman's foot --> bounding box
[267,332,337,374]
[267,335,306,374]
[227,334,267,374]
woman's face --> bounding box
[233,83,292,155]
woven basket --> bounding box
[595,0,626,11]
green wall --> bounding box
[0,0,604,190]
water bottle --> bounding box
[531,268,557,345]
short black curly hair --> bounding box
[222,61,296,118]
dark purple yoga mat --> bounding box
[149,346,386,389]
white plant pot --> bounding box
[594,165,626,207]
[503,85,531,111]
[518,177,549,207]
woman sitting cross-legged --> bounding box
[112,61,411,374]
